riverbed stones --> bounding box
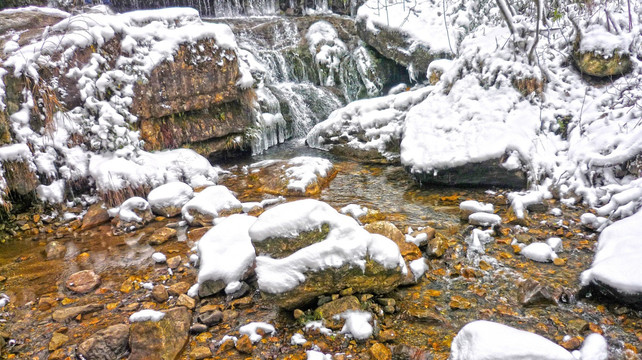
[152,285,169,303]
[167,281,191,297]
[45,241,66,260]
[48,332,68,351]
[148,227,177,245]
[198,279,226,298]
[199,310,223,326]
[235,335,253,354]
[76,324,129,360]
[369,342,392,360]
[53,303,103,322]
[520,279,557,306]
[176,294,196,309]
[129,306,191,360]
[81,204,110,231]
[190,345,212,359]
[65,270,100,294]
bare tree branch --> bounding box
[495,0,516,35]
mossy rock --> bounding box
[261,258,406,310]
[574,50,632,78]
[253,224,330,258]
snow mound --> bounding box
[580,210,642,296]
[340,204,369,220]
[579,333,608,360]
[239,322,275,343]
[286,157,334,193]
[196,214,257,287]
[521,242,558,263]
[251,199,407,294]
[118,197,149,223]
[129,309,165,323]
[338,311,373,340]
[181,185,242,225]
[305,21,347,87]
[460,200,494,214]
[468,213,501,227]
[450,320,574,360]
[147,182,193,216]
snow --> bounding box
[340,204,368,220]
[291,333,307,345]
[118,197,149,223]
[0,294,9,309]
[252,199,406,294]
[0,144,32,162]
[152,252,167,263]
[580,210,642,295]
[409,258,428,280]
[305,21,347,87]
[509,191,550,219]
[306,350,333,360]
[468,213,501,227]
[521,242,558,263]
[147,182,193,216]
[286,157,333,193]
[239,322,276,343]
[580,24,632,56]
[0,6,70,17]
[460,200,494,214]
[196,214,257,288]
[129,309,165,323]
[36,180,66,204]
[579,333,608,360]
[181,185,242,225]
[338,311,373,340]
[580,213,610,231]
[450,320,574,360]
[547,237,563,252]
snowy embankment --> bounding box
[0,6,250,207]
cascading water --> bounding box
[218,16,408,154]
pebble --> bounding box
[369,342,392,360]
[48,332,68,351]
[190,346,212,360]
[152,285,169,303]
[189,324,208,334]
[176,294,196,309]
[167,282,191,297]
[65,270,100,294]
[235,335,253,354]
[151,252,166,263]
[166,255,181,269]
[199,310,223,326]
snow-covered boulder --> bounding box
[251,199,408,309]
[355,0,459,79]
[112,197,153,234]
[240,157,336,197]
[195,214,257,297]
[580,210,642,307]
[574,24,633,78]
[520,242,558,263]
[147,182,193,217]
[306,87,432,163]
[181,185,242,226]
[450,320,574,360]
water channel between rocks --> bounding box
[0,140,640,360]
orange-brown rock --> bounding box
[235,334,253,354]
[369,342,392,360]
[365,221,422,261]
[65,270,100,294]
[81,203,110,231]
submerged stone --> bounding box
[129,307,191,360]
[77,324,130,360]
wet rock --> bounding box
[76,324,129,360]
[365,221,422,261]
[38,297,58,311]
[48,348,66,360]
[190,324,208,334]
[48,332,68,351]
[45,241,66,260]
[65,270,100,294]
[560,336,582,350]
[167,282,191,297]
[370,342,392,360]
[222,309,239,323]
[315,296,361,329]
[152,285,169,303]
[198,279,226,298]
[520,279,557,306]
[426,233,449,258]
[199,310,223,326]
[81,204,110,231]
[225,281,250,302]
[187,227,211,242]
[253,225,330,259]
[403,308,447,324]
[390,344,432,360]
[377,329,396,342]
[176,294,196,310]
[235,334,253,354]
[129,307,191,360]
[408,157,527,189]
[148,227,177,246]
[166,255,182,269]
[190,346,212,359]
[262,259,407,310]
[52,303,103,322]
[112,199,154,235]
[411,227,436,247]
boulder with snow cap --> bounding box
[112,197,153,235]
[181,185,242,226]
[252,199,408,309]
[580,210,642,308]
[147,182,193,217]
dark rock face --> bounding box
[356,17,449,81]
[408,158,527,189]
[77,324,130,360]
[580,280,642,310]
[129,307,191,360]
